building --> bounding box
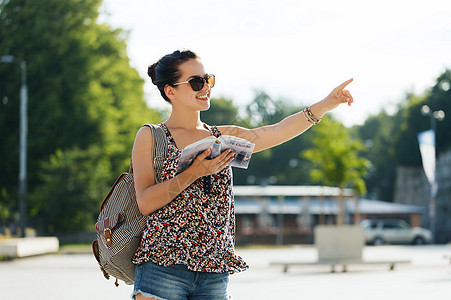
[233,185,426,245]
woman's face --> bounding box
[171,59,212,111]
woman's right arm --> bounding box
[132,126,235,216]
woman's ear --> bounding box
[164,85,176,102]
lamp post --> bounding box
[421,105,445,135]
[1,55,28,238]
[420,105,445,242]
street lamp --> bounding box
[420,105,445,242]
[421,105,445,133]
[1,55,28,238]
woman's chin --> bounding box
[200,102,211,111]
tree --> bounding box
[351,69,451,203]
[303,117,370,225]
[352,110,401,202]
[201,96,243,126]
[30,146,111,233]
[245,90,293,127]
[392,70,451,167]
[427,70,451,154]
[233,91,316,185]
[0,0,161,233]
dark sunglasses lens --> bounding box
[189,77,204,91]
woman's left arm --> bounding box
[218,78,354,153]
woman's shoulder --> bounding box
[135,123,167,137]
[136,124,154,139]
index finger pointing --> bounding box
[337,78,354,90]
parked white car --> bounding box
[360,219,432,245]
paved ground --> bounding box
[0,245,450,299]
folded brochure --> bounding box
[177,135,255,173]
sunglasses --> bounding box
[172,74,215,91]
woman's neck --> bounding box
[165,108,203,130]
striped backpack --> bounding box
[92,124,167,286]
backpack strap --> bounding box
[130,124,168,184]
[147,124,168,184]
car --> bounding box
[360,218,432,245]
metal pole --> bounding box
[1,55,28,237]
[430,114,436,243]
[19,60,28,238]
[431,115,435,134]
[421,105,445,243]
[276,195,284,246]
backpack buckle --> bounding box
[104,228,112,246]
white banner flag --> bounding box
[417,130,436,186]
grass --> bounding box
[0,254,15,261]
[59,243,92,254]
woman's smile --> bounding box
[196,93,210,101]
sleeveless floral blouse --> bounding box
[132,123,249,274]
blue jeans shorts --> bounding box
[132,261,231,300]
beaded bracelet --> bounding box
[302,106,322,125]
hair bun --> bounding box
[147,63,158,85]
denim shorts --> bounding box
[132,261,231,300]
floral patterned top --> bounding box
[132,123,249,274]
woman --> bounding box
[131,50,354,299]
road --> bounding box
[0,245,450,299]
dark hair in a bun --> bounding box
[147,63,158,85]
[148,50,198,102]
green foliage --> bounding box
[302,118,370,194]
[393,70,451,166]
[353,69,451,201]
[233,92,315,185]
[428,70,451,154]
[2,0,449,234]
[393,94,429,166]
[29,146,110,233]
[201,97,243,126]
[246,90,294,127]
[0,0,161,234]
[352,110,401,201]
[0,198,10,225]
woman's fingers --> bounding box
[323,78,355,110]
[215,149,235,169]
[337,78,353,90]
[343,89,354,106]
[221,150,235,167]
[190,149,212,174]
[332,79,354,105]
[334,79,353,98]
[212,150,235,173]
[196,148,212,161]
[191,149,235,177]
[344,89,353,101]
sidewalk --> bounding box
[231,245,451,299]
[0,245,450,299]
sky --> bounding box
[99,0,451,127]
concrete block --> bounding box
[0,237,59,258]
[315,225,364,261]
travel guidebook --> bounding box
[176,135,255,173]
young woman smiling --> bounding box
[131,50,354,300]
